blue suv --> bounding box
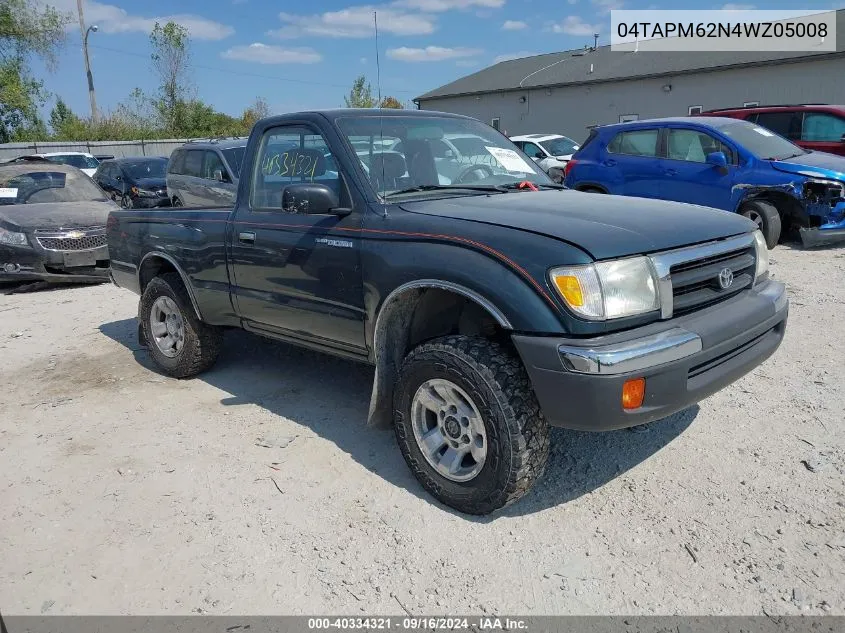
[564,117,845,248]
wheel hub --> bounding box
[150,296,185,358]
[410,378,488,483]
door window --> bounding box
[250,126,344,211]
[203,151,229,182]
[754,112,802,140]
[607,129,659,157]
[522,142,545,159]
[183,150,203,177]
[667,129,735,164]
[168,150,185,174]
[801,112,845,142]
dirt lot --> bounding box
[1,244,843,616]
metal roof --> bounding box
[416,11,845,101]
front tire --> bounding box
[741,199,781,249]
[394,335,550,515]
[139,273,222,378]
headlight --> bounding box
[549,256,660,320]
[0,227,28,247]
[752,230,769,284]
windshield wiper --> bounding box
[383,184,509,198]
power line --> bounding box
[87,43,419,94]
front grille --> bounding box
[670,247,756,316]
[35,227,107,251]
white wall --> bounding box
[419,57,845,145]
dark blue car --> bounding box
[564,117,845,248]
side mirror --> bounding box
[213,169,224,182]
[706,151,728,169]
[840,133,845,143]
[282,183,343,215]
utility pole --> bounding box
[77,0,98,123]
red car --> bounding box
[698,104,845,156]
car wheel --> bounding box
[547,167,564,184]
[139,273,222,378]
[394,335,550,515]
[579,186,606,194]
[120,194,133,209]
[171,197,183,207]
[741,200,781,249]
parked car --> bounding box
[511,134,580,182]
[108,109,787,515]
[699,104,845,157]
[166,137,247,207]
[33,151,100,177]
[564,116,845,247]
[0,159,114,283]
[92,157,170,209]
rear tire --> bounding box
[579,186,606,194]
[393,335,550,515]
[741,199,781,249]
[139,273,222,378]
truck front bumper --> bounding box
[512,279,788,431]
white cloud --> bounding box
[270,6,435,38]
[493,51,537,63]
[552,15,601,36]
[591,0,623,13]
[502,20,527,30]
[395,0,504,10]
[221,43,321,64]
[721,3,756,9]
[386,45,481,61]
[44,0,234,40]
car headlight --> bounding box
[752,230,769,284]
[0,227,28,247]
[549,256,660,320]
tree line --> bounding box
[2,1,405,144]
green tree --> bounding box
[379,96,403,109]
[344,75,375,108]
[49,97,79,137]
[241,96,270,132]
[0,0,71,141]
[150,21,192,135]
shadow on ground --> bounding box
[1,280,108,295]
[100,318,696,520]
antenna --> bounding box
[374,11,382,105]
[374,10,386,214]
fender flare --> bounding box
[137,251,204,321]
[366,279,513,429]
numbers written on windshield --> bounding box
[261,150,320,179]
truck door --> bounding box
[228,123,367,356]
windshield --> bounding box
[716,121,807,161]
[122,159,167,180]
[45,154,100,170]
[336,115,550,197]
[222,147,247,177]
[0,167,108,205]
[540,136,579,157]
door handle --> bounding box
[238,231,256,245]
[603,159,617,167]
[664,168,678,176]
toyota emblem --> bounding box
[718,267,734,289]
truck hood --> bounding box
[400,190,754,260]
[770,151,845,181]
[0,200,117,231]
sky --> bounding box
[30,0,842,121]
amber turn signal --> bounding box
[622,378,646,410]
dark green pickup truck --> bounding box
[107,109,788,514]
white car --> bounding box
[33,152,100,177]
[510,134,580,182]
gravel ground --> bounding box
[1,243,843,616]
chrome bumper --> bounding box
[558,280,787,375]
